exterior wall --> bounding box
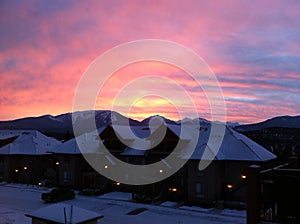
[186,160,266,206]
[99,126,126,156]
[0,155,9,181]
[0,155,51,184]
[55,154,109,190]
[221,160,274,204]
[55,154,83,189]
[83,220,98,224]
[186,160,222,205]
[220,161,250,203]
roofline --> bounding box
[25,214,104,223]
[188,158,277,162]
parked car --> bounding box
[41,188,75,203]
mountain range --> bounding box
[0,111,299,136]
[1,111,300,162]
[234,115,300,132]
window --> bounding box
[63,171,70,183]
[196,182,206,198]
[196,170,204,176]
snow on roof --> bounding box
[47,122,276,162]
[26,203,103,223]
[185,124,277,162]
[166,124,193,140]
[118,125,154,156]
[122,124,196,156]
[0,130,61,155]
[49,127,107,154]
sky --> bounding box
[0,0,300,124]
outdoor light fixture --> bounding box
[23,166,28,170]
[55,161,60,165]
[227,184,233,189]
[169,188,177,192]
[241,174,246,179]
[38,182,42,186]
[115,182,121,186]
[159,169,163,173]
[15,169,19,173]
[104,165,108,169]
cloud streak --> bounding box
[0,0,300,123]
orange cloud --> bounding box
[1,0,300,124]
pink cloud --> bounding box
[1,0,300,123]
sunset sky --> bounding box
[1,0,300,124]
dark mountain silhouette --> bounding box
[234,115,300,132]
[234,115,300,164]
[0,110,140,140]
[1,112,299,149]
[140,115,177,125]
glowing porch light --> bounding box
[159,169,163,173]
[241,174,246,179]
[15,169,19,173]
[169,188,177,192]
[104,165,108,169]
[115,182,121,186]
[23,166,28,170]
[227,184,233,189]
[55,161,60,165]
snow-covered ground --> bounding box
[0,183,246,224]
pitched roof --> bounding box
[122,123,194,156]
[49,127,107,154]
[0,130,61,155]
[48,122,276,162]
[119,125,158,156]
[25,203,103,223]
[184,123,277,162]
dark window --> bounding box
[63,170,70,183]
[197,170,204,176]
[196,182,206,198]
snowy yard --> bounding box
[0,183,246,224]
